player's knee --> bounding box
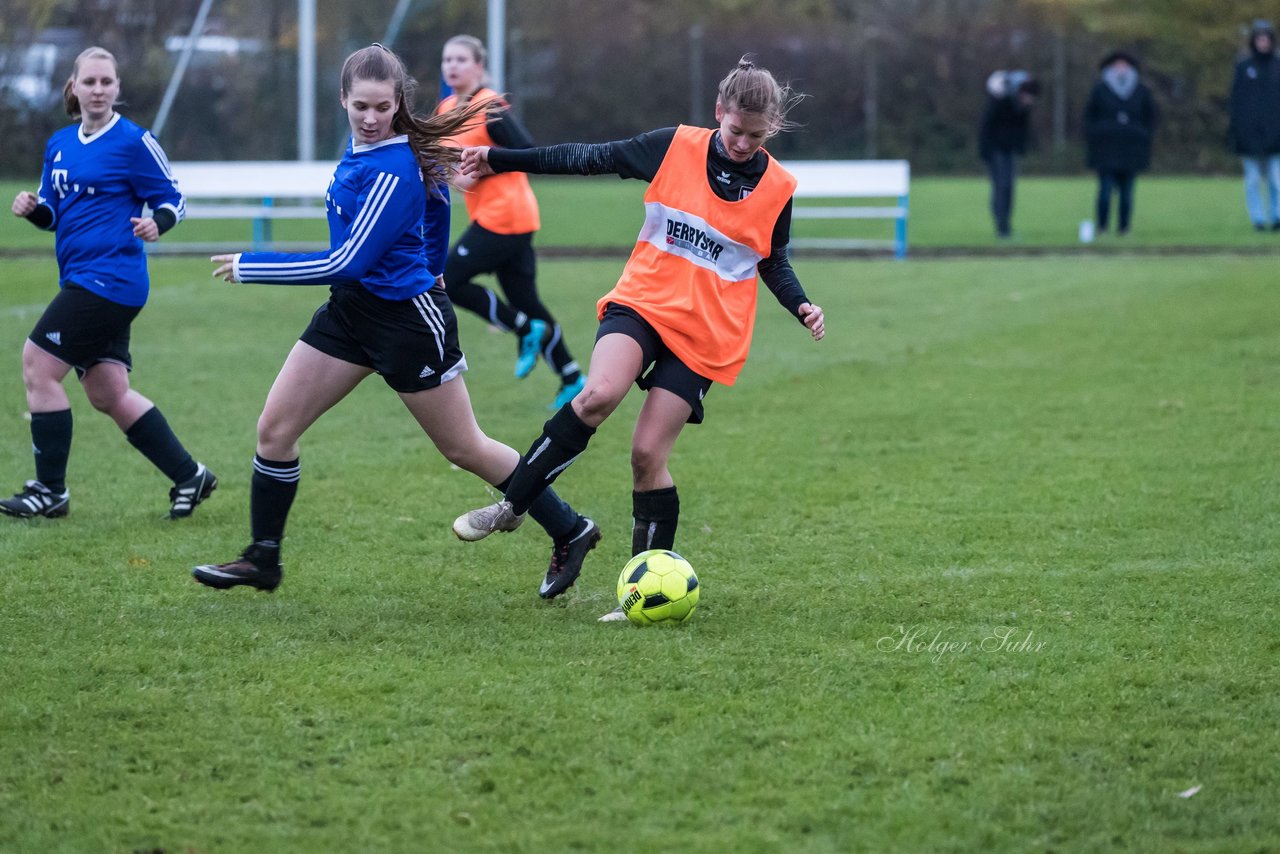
[630,443,668,482]
[436,440,473,470]
[436,436,492,477]
[574,381,623,423]
[255,414,299,458]
[84,385,123,413]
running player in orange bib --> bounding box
[436,35,585,409]
[451,57,825,614]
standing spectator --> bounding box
[1083,51,1159,236]
[978,70,1040,239]
[1228,19,1280,231]
[3,46,216,521]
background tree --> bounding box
[2,0,1279,175]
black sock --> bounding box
[632,486,679,555]
[250,455,300,544]
[31,409,73,493]
[499,474,578,541]
[541,324,580,386]
[494,299,524,334]
[558,361,582,388]
[125,407,198,483]
[506,404,596,515]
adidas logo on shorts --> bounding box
[45,331,61,345]
[419,365,435,379]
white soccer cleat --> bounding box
[452,500,526,541]
[598,606,628,623]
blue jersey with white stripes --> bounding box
[235,136,449,301]
[35,113,185,307]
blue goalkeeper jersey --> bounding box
[235,135,449,301]
[35,113,185,307]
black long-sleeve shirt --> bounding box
[485,127,810,320]
[485,107,536,151]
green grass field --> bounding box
[1,236,1277,850]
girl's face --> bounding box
[72,57,119,125]
[441,43,484,95]
[342,77,398,145]
[714,102,772,163]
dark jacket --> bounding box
[978,95,1033,160]
[1228,51,1280,155]
[1084,78,1158,172]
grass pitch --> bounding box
[1,248,1276,851]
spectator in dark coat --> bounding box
[1084,51,1159,235]
[1228,19,1280,230]
[979,70,1039,238]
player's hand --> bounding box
[11,191,37,217]
[459,146,495,179]
[130,216,159,242]
[449,166,479,192]
[210,254,240,283]
[799,302,825,341]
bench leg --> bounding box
[895,196,909,260]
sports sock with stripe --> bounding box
[250,455,300,544]
[632,486,679,555]
[31,409,73,493]
[505,404,596,516]
[499,474,578,541]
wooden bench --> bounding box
[167,160,334,250]
[783,160,910,259]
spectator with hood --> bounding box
[1228,19,1280,231]
[1083,51,1159,236]
[978,70,1040,239]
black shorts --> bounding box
[28,284,141,379]
[445,224,536,295]
[300,284,467,393]
[596,302,712,425]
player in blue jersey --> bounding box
[3,46,217,522]
[192,45,599,595]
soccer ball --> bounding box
[616,549,700,625]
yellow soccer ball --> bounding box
[616,549,700,625]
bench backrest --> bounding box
[783,159,910,198]
[170,161,334,200]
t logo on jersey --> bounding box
[51,169,71,199]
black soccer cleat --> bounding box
[193,544,282,592]
[539,517,601,599]
[0,480,70,519]
[167,463,218,519]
